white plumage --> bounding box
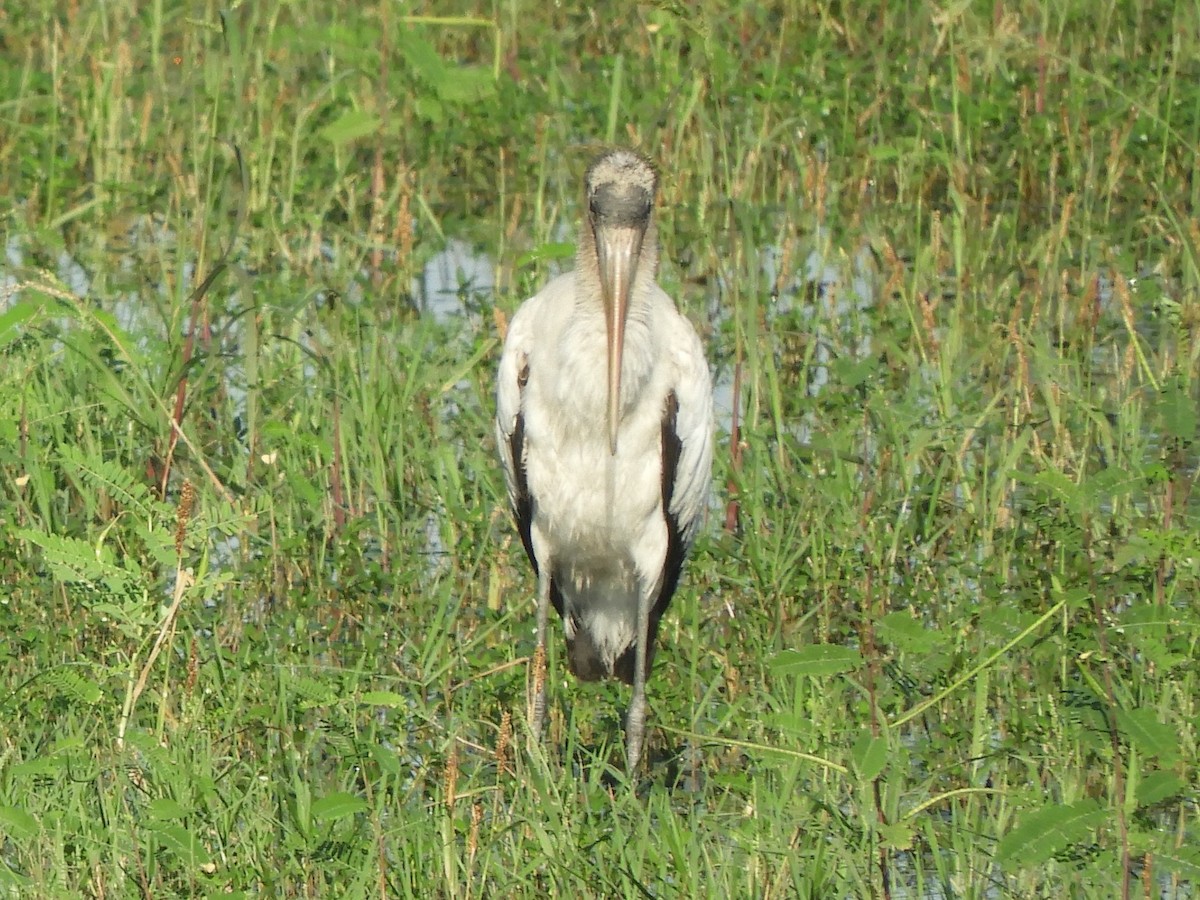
[495,149,713,770]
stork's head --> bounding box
[584,149,658,455]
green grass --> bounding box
[1,1,1199,897]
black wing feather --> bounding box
[508,365,565,619]
[613,390,687,682]
[651,390,687,636]
[509,412,536,571]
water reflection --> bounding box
[418,238,494,325]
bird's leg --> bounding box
[529,564,551,738]
[625,582,652,772]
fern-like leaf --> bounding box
[57,442,154,514]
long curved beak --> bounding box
[593,222,646,455]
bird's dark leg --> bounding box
[530,564,551,738]
[626,582,652,771]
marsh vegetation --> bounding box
[1,2,1198,896]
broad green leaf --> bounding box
[0,298,43,349]
[358,691,409,708]
[414,96,445,124]
[149,822,212,867]
[996,800,1105,868]
[876,611,936,652]
[311,791,367,822]
[831,356,877,389]
[285,672,337,708]
[319,111,382,146]
[1115,708,1179,765]
[1156,377,1197,441]
[432,66,496,104]
[851,731,888,780]
[148,798,190,820]
[977,606,1040,643]
[1154,848,1200,881]
[9,755,68,779]
[771,646,861,676]
[398,31,446,83]
[370,742,403,777]
[1135,771,1185,806]
[0,865,32,892]
[316,24,382,51]
[0,806,39,841]
[878,820,914,851]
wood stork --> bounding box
[495,149,714,771]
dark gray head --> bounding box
[585,150,658,229]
